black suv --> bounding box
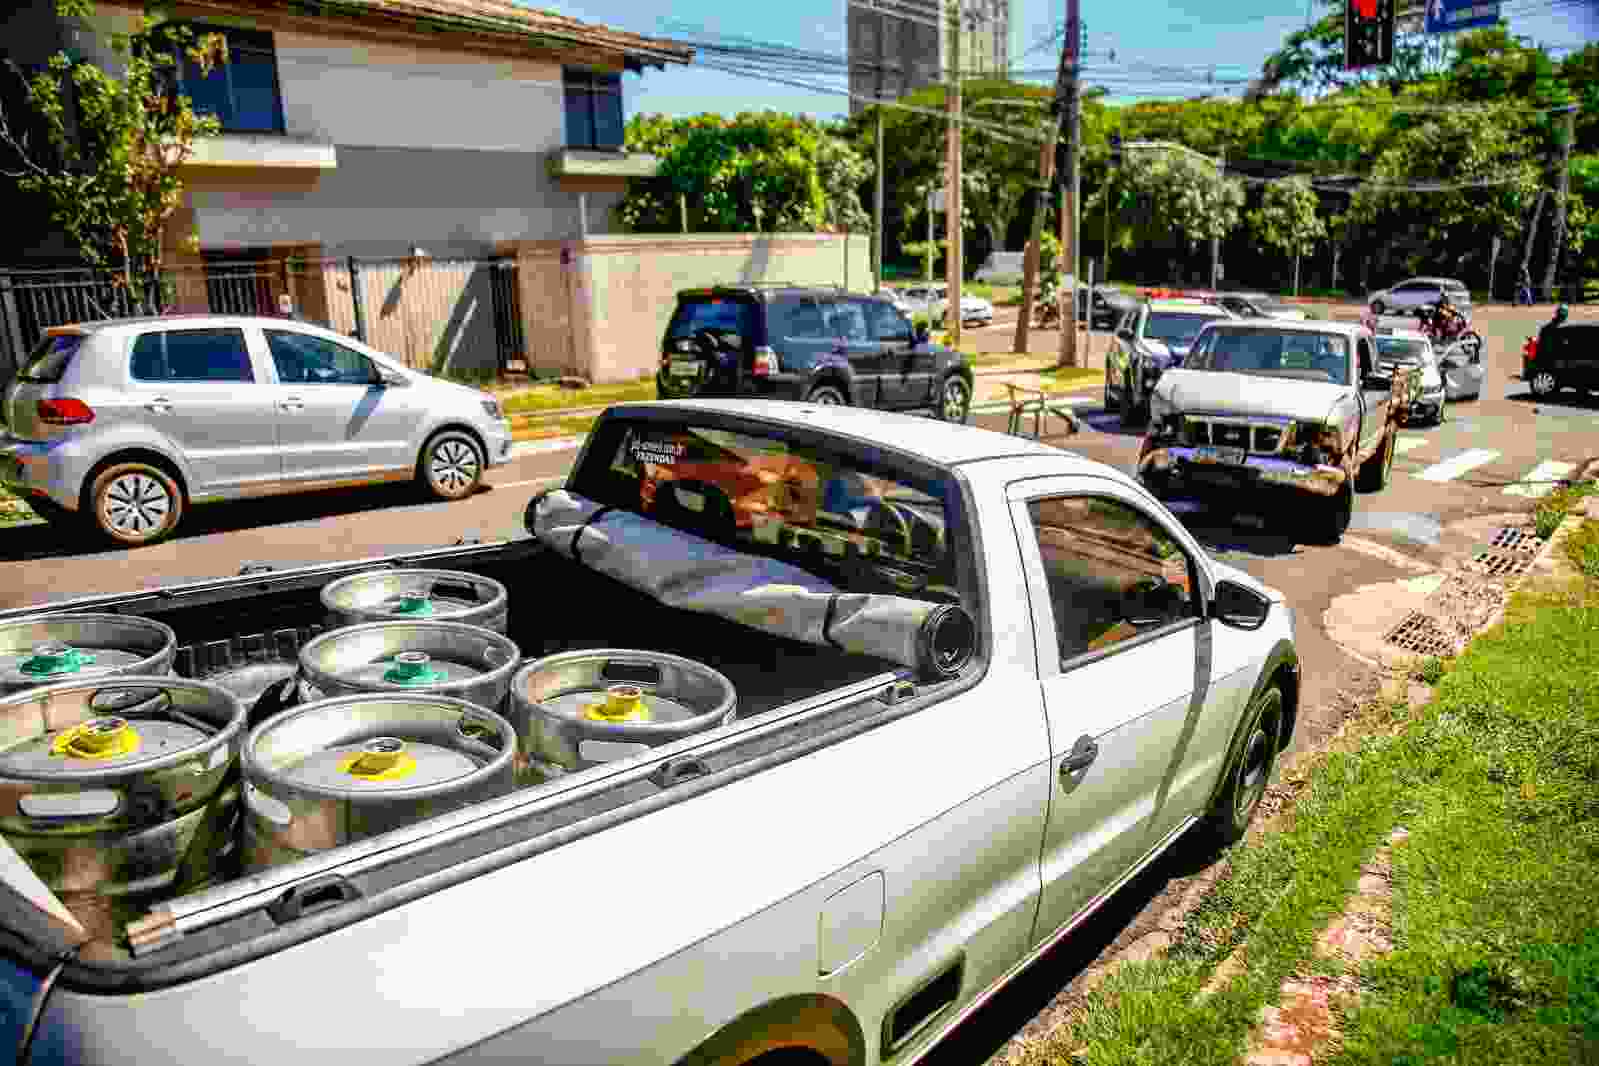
[1524,320,1599,399]
[656,285,975,422]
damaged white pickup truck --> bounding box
[3,400,1298,1066]
[1134,320,1418,545]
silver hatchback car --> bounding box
[0,315,514,547]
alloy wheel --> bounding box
[429,438,481,496]
[101,472,171,538]
[940,377,971,422]
[1530,370,1558,397]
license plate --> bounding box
[669,359,701,379]
[1193,445,1246,466]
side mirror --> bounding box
[1210,579,1270,630]
[914,323,931,344]
[379,370,409,387]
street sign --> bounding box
[1424,0,1500,34]
[1345,0,1395,70]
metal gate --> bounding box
[489,258,525,372]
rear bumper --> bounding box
[0,434,84,511]
[1138,442,1348,498]
[484,421,514,467]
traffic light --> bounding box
[1109,133,1122,168]
[1345,0,1395,71]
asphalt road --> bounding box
[0,305,1590,1062]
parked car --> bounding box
[1367,277,1473,318]
[974,251,1026,285]
[0,398,1298,1066]
[1105,298,1238,426]
[1208,291,1309,321]
[1078,285,1141,329]
[932,291,995,327]
[656,284,975,422]
[1372,327,1452,426]
[1138,319,1417,544]
[1522,319,1599,399]
[0,316,513,548]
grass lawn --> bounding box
[509,413,597,442]
[491,376,657,415]
[1013,574,1599,1065]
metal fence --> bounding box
[0,254,528,382]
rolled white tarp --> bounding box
[525,489,974,678]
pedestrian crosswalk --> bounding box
[1415,447,1500,483]
[1395,435,1576,497]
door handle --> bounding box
[145,396,172,414]
[1059,735,1100,792]
[279,397,304,412]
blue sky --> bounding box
[544,0,1596,119]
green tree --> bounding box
[0,6,226,314]
[618,112,827,233]
[1091,148,1245,281]
[812,124,870,234]
[1248,177,1327,294]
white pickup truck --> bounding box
[2,400,1299,1066]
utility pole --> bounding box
[1055,0,1081,369]
[1210,148,1224,292]
[946,0,963,349]
[1541,104,1579,304]
[1012,38,1071,354]
[874,104,885,293]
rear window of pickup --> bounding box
[571,416,967,607]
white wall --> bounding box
[271,31,578,152]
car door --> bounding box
[1353,335,1391,454]
[1560,324,1599,388]
[1010,479,1200,942]
[124,326,281,496]
[831,298,885,407]
[261,327,420,484]
[870,300,934,410]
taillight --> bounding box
[37,397,94,425]
[751,346,779,378]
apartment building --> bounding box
[847,0,1011,114]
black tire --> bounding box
[1529,368,1559,398]
[86,461,184,548]
[1118,373,1137,427]
[806,384,848,406]
[1202,684,1285,846]
[1355,427,1395,493]
[418,430,484,501]
[1302,481,1353,545]
[935,374,971,423]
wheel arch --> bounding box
[673,993,867,1066]
[416,421,488,472]
[79,447,191,510]
[1205,638,1300,813]
[806,369,853,404]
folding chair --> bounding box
[1004,383,1080,440]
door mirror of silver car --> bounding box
[1210,580,1270,630]
[379,370,410,387]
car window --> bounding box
[831,300,871,343]
[264,330,377,385]
[666,297,756,342]
[15,334,84,384]
[1202,328,1352,386]
[1026,496,1197,664]
[1374,337,1429,363]
[768,297,836,343]
[868,301,913,343]
[575,419,964,606]
[130,328,255,383]
[1144,312,1228,348]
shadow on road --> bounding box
[0,482,496,562]
[922,828,1229,1066]
[1504,389,1599,412]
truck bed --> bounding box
[0,533,927,990]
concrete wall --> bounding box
[185,146,612,259]
[531,233,874,383]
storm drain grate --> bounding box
[1489,527,1539,555]
[1383,611,1458,657]
[1465,551,1533,578]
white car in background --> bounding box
[891,284,996,327]
[1367,277,1473,318]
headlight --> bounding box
[1294,422,1341,465]
[481,399,503,420]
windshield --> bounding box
[1194,328,1352,386]
[1145,312,1228,348]
[16,334,84,384]
[1375,338,1429,364]
[571,418,964,606]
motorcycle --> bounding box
[1419,307,1482,356]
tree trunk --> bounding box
[1293,252,1301,297]
[1517,189,1548,299]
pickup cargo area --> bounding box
[0,409,979,990]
